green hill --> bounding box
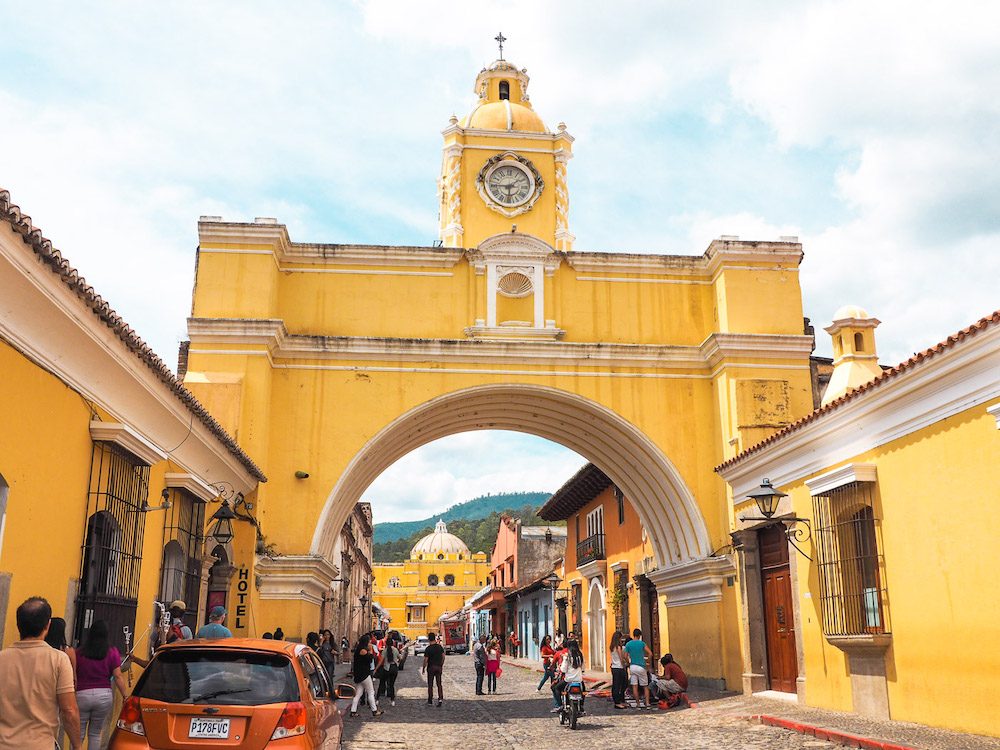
[372,491,549,544]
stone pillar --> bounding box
[732,530,768,694]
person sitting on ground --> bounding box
[261,632,273,639]
[273,627,285,641]
[654,653,689,708]
[549,638,586,715]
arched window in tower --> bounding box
[499,80,510,100]
[854,332,865,352]
[427,574,439,586]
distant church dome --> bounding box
[411,520,470,559]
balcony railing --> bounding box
[576,533,606,566]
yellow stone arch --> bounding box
[310,383,712,568]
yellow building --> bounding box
[372,521,489,642]
[182,53,813,689]
[0,189,263,654]
[718,307,1000,737]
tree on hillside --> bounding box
[371,506,564,563]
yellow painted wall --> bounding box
[753,402,1000,737]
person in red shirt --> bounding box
[656,653,688,708]
[537,635,555,690]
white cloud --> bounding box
[359,432,586,523]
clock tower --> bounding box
[438,58,575,251]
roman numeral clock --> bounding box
[476,151,544,217]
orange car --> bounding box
[109,638,356,750]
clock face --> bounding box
[486,163,533,207]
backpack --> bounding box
[167,622,186,643]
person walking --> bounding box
[536,634,555,691]
[45,616,78,680]
[318,629,340,678]
[624,628,653,709]
[341,635,350,663]
[485,638,501,694]
[349,634,383,718]
[377,636,400,706]
[609,630,629,709]
[75,619,128,748]
[553,628,564,649]
[472,633,487,695]
[421,632,445,707]
[169,600,193,640]
[196,606,232,638]
[0,597,81,750]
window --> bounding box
[76,441,150,651]
[499,80,510,100]
[159,488,206,618]
[854,332,865,352]
[812,482,889,636]
[438,553,445,560]
[574,514,580,543]
[427,574,439,586]
[444,574,455,586]
[388,576,401,588]
[615,487,625,525]
[586,507,604,538]
[134,649,298,705]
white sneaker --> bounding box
[550,707,560,713]
[391,700,396,706]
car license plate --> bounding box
[189,717,230,739]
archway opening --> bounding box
[312,384,712,574]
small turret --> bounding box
[821,305,882,406]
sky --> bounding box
[3,1,998,521]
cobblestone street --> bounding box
[338,655,839,750]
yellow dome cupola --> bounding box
[461,60,547,134]
[410,520,471,561]
[821,305,883,406]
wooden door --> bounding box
[645,580,660,663]
[759,524,798,693]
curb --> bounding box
[743,715,920,750]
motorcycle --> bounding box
[558,682,586,729]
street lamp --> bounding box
[746,478,786,518]
[738,478,812,560]
[210,500,237,545]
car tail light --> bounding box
[270,702,307,740]
[116,695,146,735]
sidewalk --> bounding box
[502,656,1000,750]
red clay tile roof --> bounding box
[539,463,612,521]
[0,189,266,482]
[716,310,1000,473]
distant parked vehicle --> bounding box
[413,636,430,656]
[439,617,467,654]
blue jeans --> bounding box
[538,663,554,690]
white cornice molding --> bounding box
[89,421,167,466]
[720,322,1000,499]
[256,554,341,606]
[704,240,803,275]
[186,319,815,372]
[567,252,705,275]
[806,464,877,496]
[164,472,218,503]
[646,555,735,608]
[198,220,292,256]
[282,244,464,268]
[608,560,629,572]
[700,333,815,367]
[988,402,1000,429]
[577,559,606,581]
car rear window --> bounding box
[134,649,300,705]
